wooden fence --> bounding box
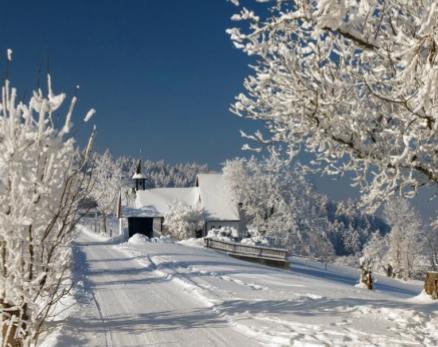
[204,238,289,267]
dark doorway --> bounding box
[128,217,153,238]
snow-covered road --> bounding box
[57,232,261,346]
[50,230,438,347]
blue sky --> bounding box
[1,0,435,220]
[0,0,261,167]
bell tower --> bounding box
[132,160,146,191]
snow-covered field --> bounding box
[45,229,438,346]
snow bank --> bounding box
[128,233,174,245]
[178,238,204,248]
[407,290,436,304]
[128,233,150,244]
[38,283,78,347]
[150,235,174,243]
[76,223,111,241]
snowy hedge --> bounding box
[163,203,204,240]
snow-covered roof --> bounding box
[124,173,239,221]
[132,172,146,179]
[133,187,198,217]
[196,174,239,221]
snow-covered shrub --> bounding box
[0,70,95,346]
[206,227,239,242]
[240,227,271,247]
[163,203,204,240]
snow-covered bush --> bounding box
[0,70,95,346]
[228,0,438,215]
[240,227,271,247]
[207,227,239,242]
[163,203,204,240]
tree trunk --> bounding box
[424,272,438,299]
[386,264,393,277]
[360,268,373,290]
[102,212,107,235]
[1,300,27,347]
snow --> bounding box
[132,172,146,179]
[177,237,205,248]
[83,108,96,122]
[207,226,239,241]
[128,174,239,224]
[48,227,438,346]
[6,48,12,61]
[196,173,239,220]
[127,233,174,245]
[135,187,197,216]
[38,281,80,347]
[128,233,149,244]
[407,290,436,304]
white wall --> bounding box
[119,217,129,239]
[153,217,163,236]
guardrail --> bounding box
[204,238,289,265]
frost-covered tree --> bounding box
[328,199,389,255]
[0,71,95,346]
[223,156,335,256]
[361,199,424,279]
[163,203,204,240]
[228,0,438,212]
[223,156,283,233]
[426,222,438,270]
[90,150,122,235]
[343,226,361,256]
[118,157,209,189]
[362,232,389,275]
[383,198,424,279]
